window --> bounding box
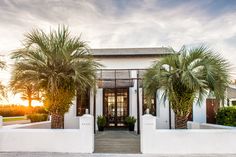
[142,90,156,116]
[76,89,90,116]
[232,100,236,106]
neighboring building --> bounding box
[201,85,236,124]
[64,47,207,132]
[226,85,236,106]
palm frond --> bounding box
[11,25,100,113]
[144,45,230,116]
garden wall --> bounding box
[0,114,94,153]
[14,121,51,129]
[0,116,2,128]
[187,121,236,129]
[141,114,236,154]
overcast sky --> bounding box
[1,0,236,82]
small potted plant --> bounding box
[125,116,137,131]
[97,115,106,131]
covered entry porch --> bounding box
[93,69,154,133]
[74,68,173,132]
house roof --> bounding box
[90,47,171,57]
[227,85,236,99]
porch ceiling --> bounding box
[96,69,146,88]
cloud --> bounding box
[0,0,236,79]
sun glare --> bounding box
[0,93,43,106]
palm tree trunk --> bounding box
[51,113,64,129]
[175,115,188,129]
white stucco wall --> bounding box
[187,121,236,129]
[0,114,94,153]
[193,98,207,123]
[0,116,2,128]
[156,89,170,129]
[64,102,80,129]
[4,121,51,129]
[141,114,236,154]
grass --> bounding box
[3,116,27,122]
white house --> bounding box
[226,84,236,106]
[64,47,207,132]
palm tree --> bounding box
[144,46,229,129]
[11,26,100,128]
[10,80,40,107]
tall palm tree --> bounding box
[144,46,230,129]
[11,26,100,128]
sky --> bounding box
[1,0,236,104]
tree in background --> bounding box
[10,80,40,107]
[0,58,6,100]
[11,26,100,128]
[144,46,229,129]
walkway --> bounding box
[95,131,140,154]
[1,152,235,157]
[3,120,30,126]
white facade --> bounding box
[64,48,206,131]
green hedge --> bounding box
[0,105,27,117]
[27,114,48,123]
[216,106,236,127]
[0,105,48,117]
[30,106,48,114]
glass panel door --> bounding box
[103,88,129,127]
[104,89,116,126]
[116,88,128,126]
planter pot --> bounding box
[128,124,135,131]
[98,126,104,131]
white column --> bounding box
[64,103,80,129]
[193,97,207,123]
[140,114,156,153]
[80,114,94,153]
[156,89,170,129]
[129,70,138,131]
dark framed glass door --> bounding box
[103,88,129,127]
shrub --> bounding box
[0,105,48,117]
[216,106,236,127]
[125,116,136,125]
[30,106,48,114]
[97,115,106,127]
[0,105,28,117]
[27,113,48,122]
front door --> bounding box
[103,88,129,127]
[206,98,219,124]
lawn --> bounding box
[3,116,27,122]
